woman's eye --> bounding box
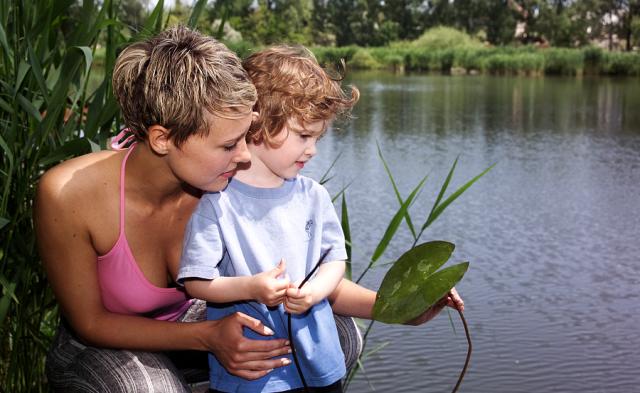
[299,134,311,140]
[223,143,237,151]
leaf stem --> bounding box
[451,306,472,393]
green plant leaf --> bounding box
[142,0,165,37]
[341,194,352,280]
[370,175,427,264]
[377,141,419,239]
[27,41,49,105]
[39,138,95,167]
[16,61,31,93]
[372,241,468,324]
[188,0,208,28]
[319,152,342,185]
[423,156,458,231]
[16,93,42,122]
[424,163,495,229]
[0,21,12,66]
[72,46,93,76]
[0,217,9,230]
[0,97,13,114]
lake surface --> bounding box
[302,73,640,393]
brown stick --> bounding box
[451,306,472,393]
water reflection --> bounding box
[305,73,640,393]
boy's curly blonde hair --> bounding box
[112,26,257,147]
[242,45,359,147]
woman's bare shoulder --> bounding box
[37,150,121,206]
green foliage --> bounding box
[602,51,640,76]
[0,1,210,391]
[543,48,584,76]
[349,49,382,70]
[372,242,468,324]
[342,148,492,389]
[412,26,482,50]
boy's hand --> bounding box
[250,259,290,306]
[284,282,315,314]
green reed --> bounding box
[313,45,640,76]
[0,0,214,390]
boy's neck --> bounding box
[232,143,285,188]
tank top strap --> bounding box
[119,144,136,233]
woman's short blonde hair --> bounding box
[243,45,359,147]
[112,26,257,147]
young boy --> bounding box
[177,46,359,392]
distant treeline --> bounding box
[311,45,640,76]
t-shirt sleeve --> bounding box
[177,197,224,284]
[317,184,348,264]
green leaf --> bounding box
[142,0,165,37]
[16,93,42,122]
[0,132,13,168]
[370,175,427,264]
[39,138,95,167]
[16,61,31,92]
[424,163,495,229]
[27,41,49,104]
[0,273,18,325]
[377,141,419,239]
[319,152,342,185]
[72,46,93,76]
[0,217,9,230]
[0,97,13,114]
[372,241,468,324]
[423,156,458,231]
[0,21,12,65]
[341,194,352,280]
[188,0,208,28]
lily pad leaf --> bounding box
[372,241,468,324]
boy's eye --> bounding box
[223,143,237,151]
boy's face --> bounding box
[166,110,255,192]
[251,118,326,184]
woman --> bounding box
[35,26,463,392]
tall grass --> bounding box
[0,0,213,391]
[313,45,640,76]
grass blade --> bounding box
[424,163,495,229]
[370,175,427,264]
[422,156,458,232]
[188,0,208,28]
[376,141,419,240]
[319,151,342,184]
[341,194,352,280]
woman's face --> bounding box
[167,111,254,192]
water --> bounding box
[302,73,640,393]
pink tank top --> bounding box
[97,145,193,321]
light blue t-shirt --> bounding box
[178,176,347,392]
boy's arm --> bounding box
[284,260,345,314]
[185,259,291,307]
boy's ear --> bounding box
[147,124,171,155]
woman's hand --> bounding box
[404,287,464,326]
[204,312,291,380]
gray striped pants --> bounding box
[45,301,362,392]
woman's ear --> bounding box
[147,125,171,155]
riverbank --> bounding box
[309,45,640,77]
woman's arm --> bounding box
[329,278,464,324]
[34,168,289,379]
